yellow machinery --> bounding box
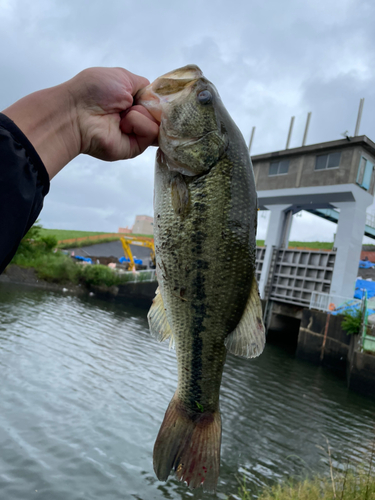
[120,236,155,271]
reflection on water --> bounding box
[0,283,374,500]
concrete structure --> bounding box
[252,136,375,301]
[132,215,154,235]
[297,308,375,399]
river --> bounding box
[0,283,374,499]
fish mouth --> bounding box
[135,64,204,123]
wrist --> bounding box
[2,82,81,179]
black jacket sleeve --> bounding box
[0,113,50,274]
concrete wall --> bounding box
[361,251,375,262]
[347,348,375,398]
[91,281,157,308]
[297,309,350,376]
[132,215,154,235]
[252,138,375,193]
[296,308,375,399]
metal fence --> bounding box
[119,269,157,283]
[310,291,375,353]
[310,291,361,313]
[361,292,375,352]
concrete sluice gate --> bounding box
[252,135,375,398]
[256,247,336,308]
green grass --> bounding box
[288,241,334,250]
[131,233,154,239]
[11,249,152,287]
[39,229,114,241]
[15,252,82,283]
[256,240,334,250]
[39,229,155,249]
[9,223,155,287]
[235,447,375,500]
[240,471,375,500]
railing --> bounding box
[366,212,375,229]
[255,247,265,283]
[310,291,361,314]
[119,269,157,283]
[310,291,375,353]
[360,291,375,352]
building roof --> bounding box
[251,135,375,162]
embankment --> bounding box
[297,309,375,399]
[0,264,157,307]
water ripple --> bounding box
[0,283,374,500]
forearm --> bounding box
[2,82,80,179]
[0,114,50,273]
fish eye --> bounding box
[197,90,212,104]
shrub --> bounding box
[80,264,120,287]
[341,308,362,336]
[34,253,80,283]
[40,235,58,251]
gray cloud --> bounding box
[1,0,374,241]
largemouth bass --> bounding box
[136,65,265,492]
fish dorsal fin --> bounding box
[147,287,174,346]
[225,277,265,358]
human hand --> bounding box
[67,67,159,161]
[3,67,159,179]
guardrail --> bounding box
[119,269,157,283]
[310,291,361,313]
[310,291,375,353]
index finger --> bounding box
[121,68,151,96]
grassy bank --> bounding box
[39,228,154,249]
[256,240,334,250]
[59,236,121,249]
[40,228,114,240]
[10,223,154,288]
[235,453,375,500]
[12,248,154,287]
[239,471,375,500]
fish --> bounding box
[136,65,265,492]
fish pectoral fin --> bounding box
[170,174,189,215]
[225,277,265,358]
[147,287,174,345]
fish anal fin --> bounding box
[147,287,173,344]
[153,392,221,493]
[225,277,265,358]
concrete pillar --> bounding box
[280,210,293,248]
[330,199,371,298]
[258,204,291,299]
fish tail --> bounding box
[153,392,221,492]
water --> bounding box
[0,283,374,500]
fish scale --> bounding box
[137,64,265,492]
[155,148,254,413]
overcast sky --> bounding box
[1,0,374,242]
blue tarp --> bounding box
[354,279,375,300]
[330,300,363,316]
[328,278,375,317]
[359,260,375,269]
[73,255,92,264]
[119,256,143,265]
